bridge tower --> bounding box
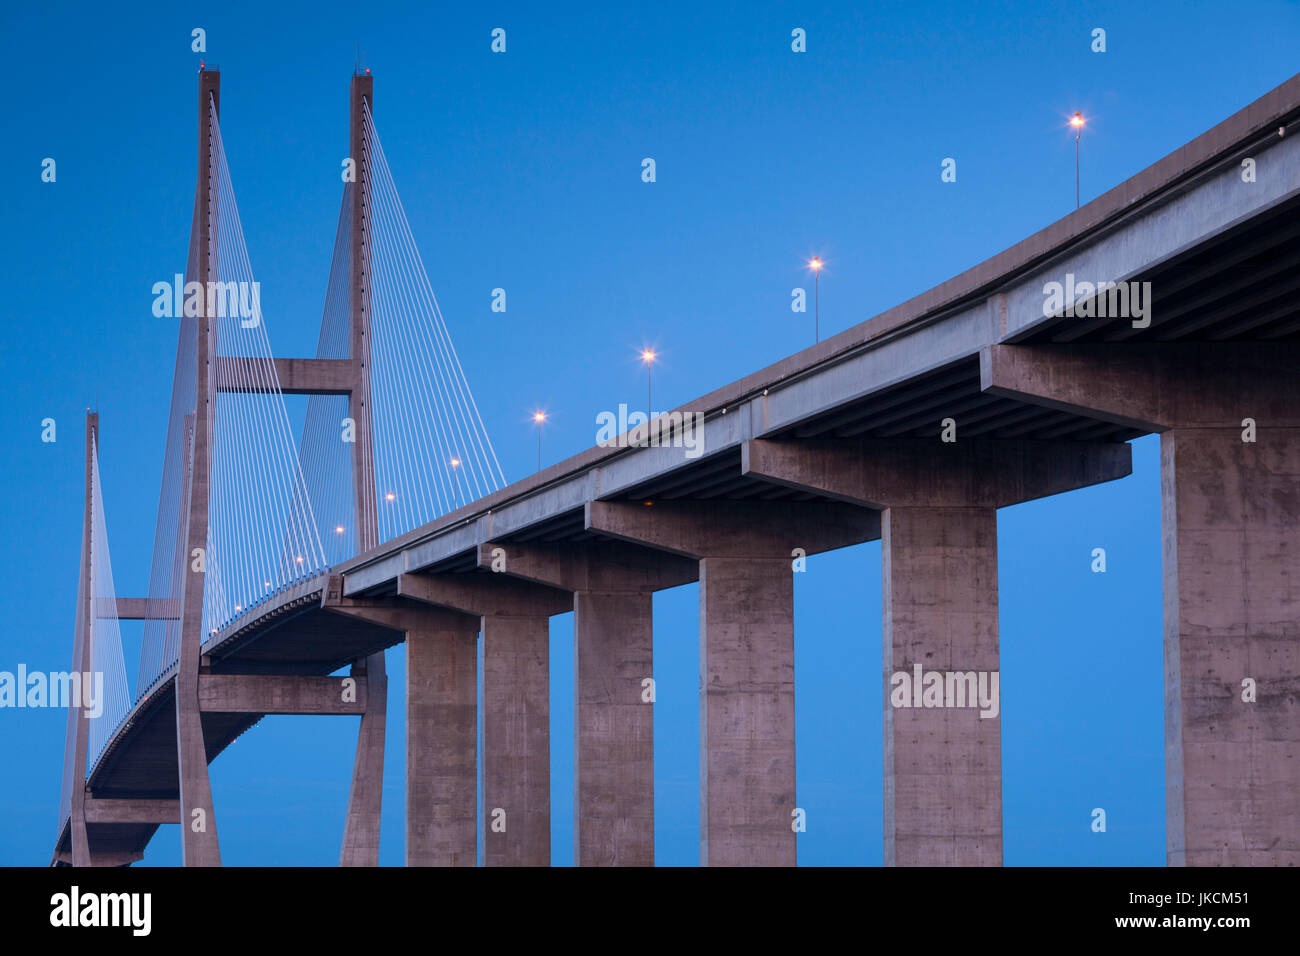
[174,67,223,867]
[63,413,98,866]
[339,71,389,867]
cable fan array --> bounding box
[361,101,505,538]
[65,89,508,826]
[58,435,132,830]
[206,99,328,635]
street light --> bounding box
[640,349,657,417]
[532,411,547,471]
[808,257,824,342]
[1070,111,1086,209]
[449,456,462,507]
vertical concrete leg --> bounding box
[574,590,654,866]
[341,650,387,866]
[176,662,221,866]
[1164,425,1300,866]
[699,557,796,866]
[883,506,1002,866]
[406,623,478,866]
[482,616,550,866]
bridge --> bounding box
[53,68,1300,867]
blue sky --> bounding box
[1,0,1296,865]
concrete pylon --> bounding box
[586,498,879,867]
[983,342,1300,866]
[742,436,1132,866]
[174,68,222,867]
[477,540,698,866]
[397,572,570,866]
[339,71,387,867]
[66,413,97,867]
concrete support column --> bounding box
[397,571,569,866]
[476,538,697,866]
[586,499,878,867]
[882,506,1001,866]
[406,618,479,866]
[743,435,1130,866]
[481,615,551,866]
[983,342,1300,865]
[340,652,386,866]
[1163,424,1300,865]
[699,556,796,866]
[573,589,654,865]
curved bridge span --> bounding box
[53,67,1300,867]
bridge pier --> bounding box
[405,612,480,866]
[398,572,569,865]
[742,436,1132,865]
[340,653,387,866]
[587,499,878,866]
[983,342,1300,865]
[477,540,698,866]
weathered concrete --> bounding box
[882,506,1001,865]
[174,69,222,868]
[742,436,1132,865]
[477,540,696,866]
[83,798,180,824]
[338,73,386,868]
[481,615,551,866]
[215,356,354,395]
[399,572,567,865]
[320,583,480,867]
[984,342,1300,865]
[340,653,386,867]
[572,590,654,866]
[586,500,878,866]
[197,673,368,714]
[698,555,797,866]
[1163,425,1300,865]
[349,73,377,554]
[405,612,480,866]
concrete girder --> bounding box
[741,437,1133,509]
[584,499,881,559]
[197,674,368,715]
[980,343,1300,432]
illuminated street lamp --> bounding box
[532,411,547,471]
[641,349,657,417]
[1070,111,1086,209]
[808,257,824,342]
[449,456,462,507]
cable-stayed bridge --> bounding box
[53,69,1300,867]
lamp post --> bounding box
[449,456,461,507]
[640,349,657,418]
[532,411,546,471]
[1070,111,1085,209]
[808,257,823,342]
